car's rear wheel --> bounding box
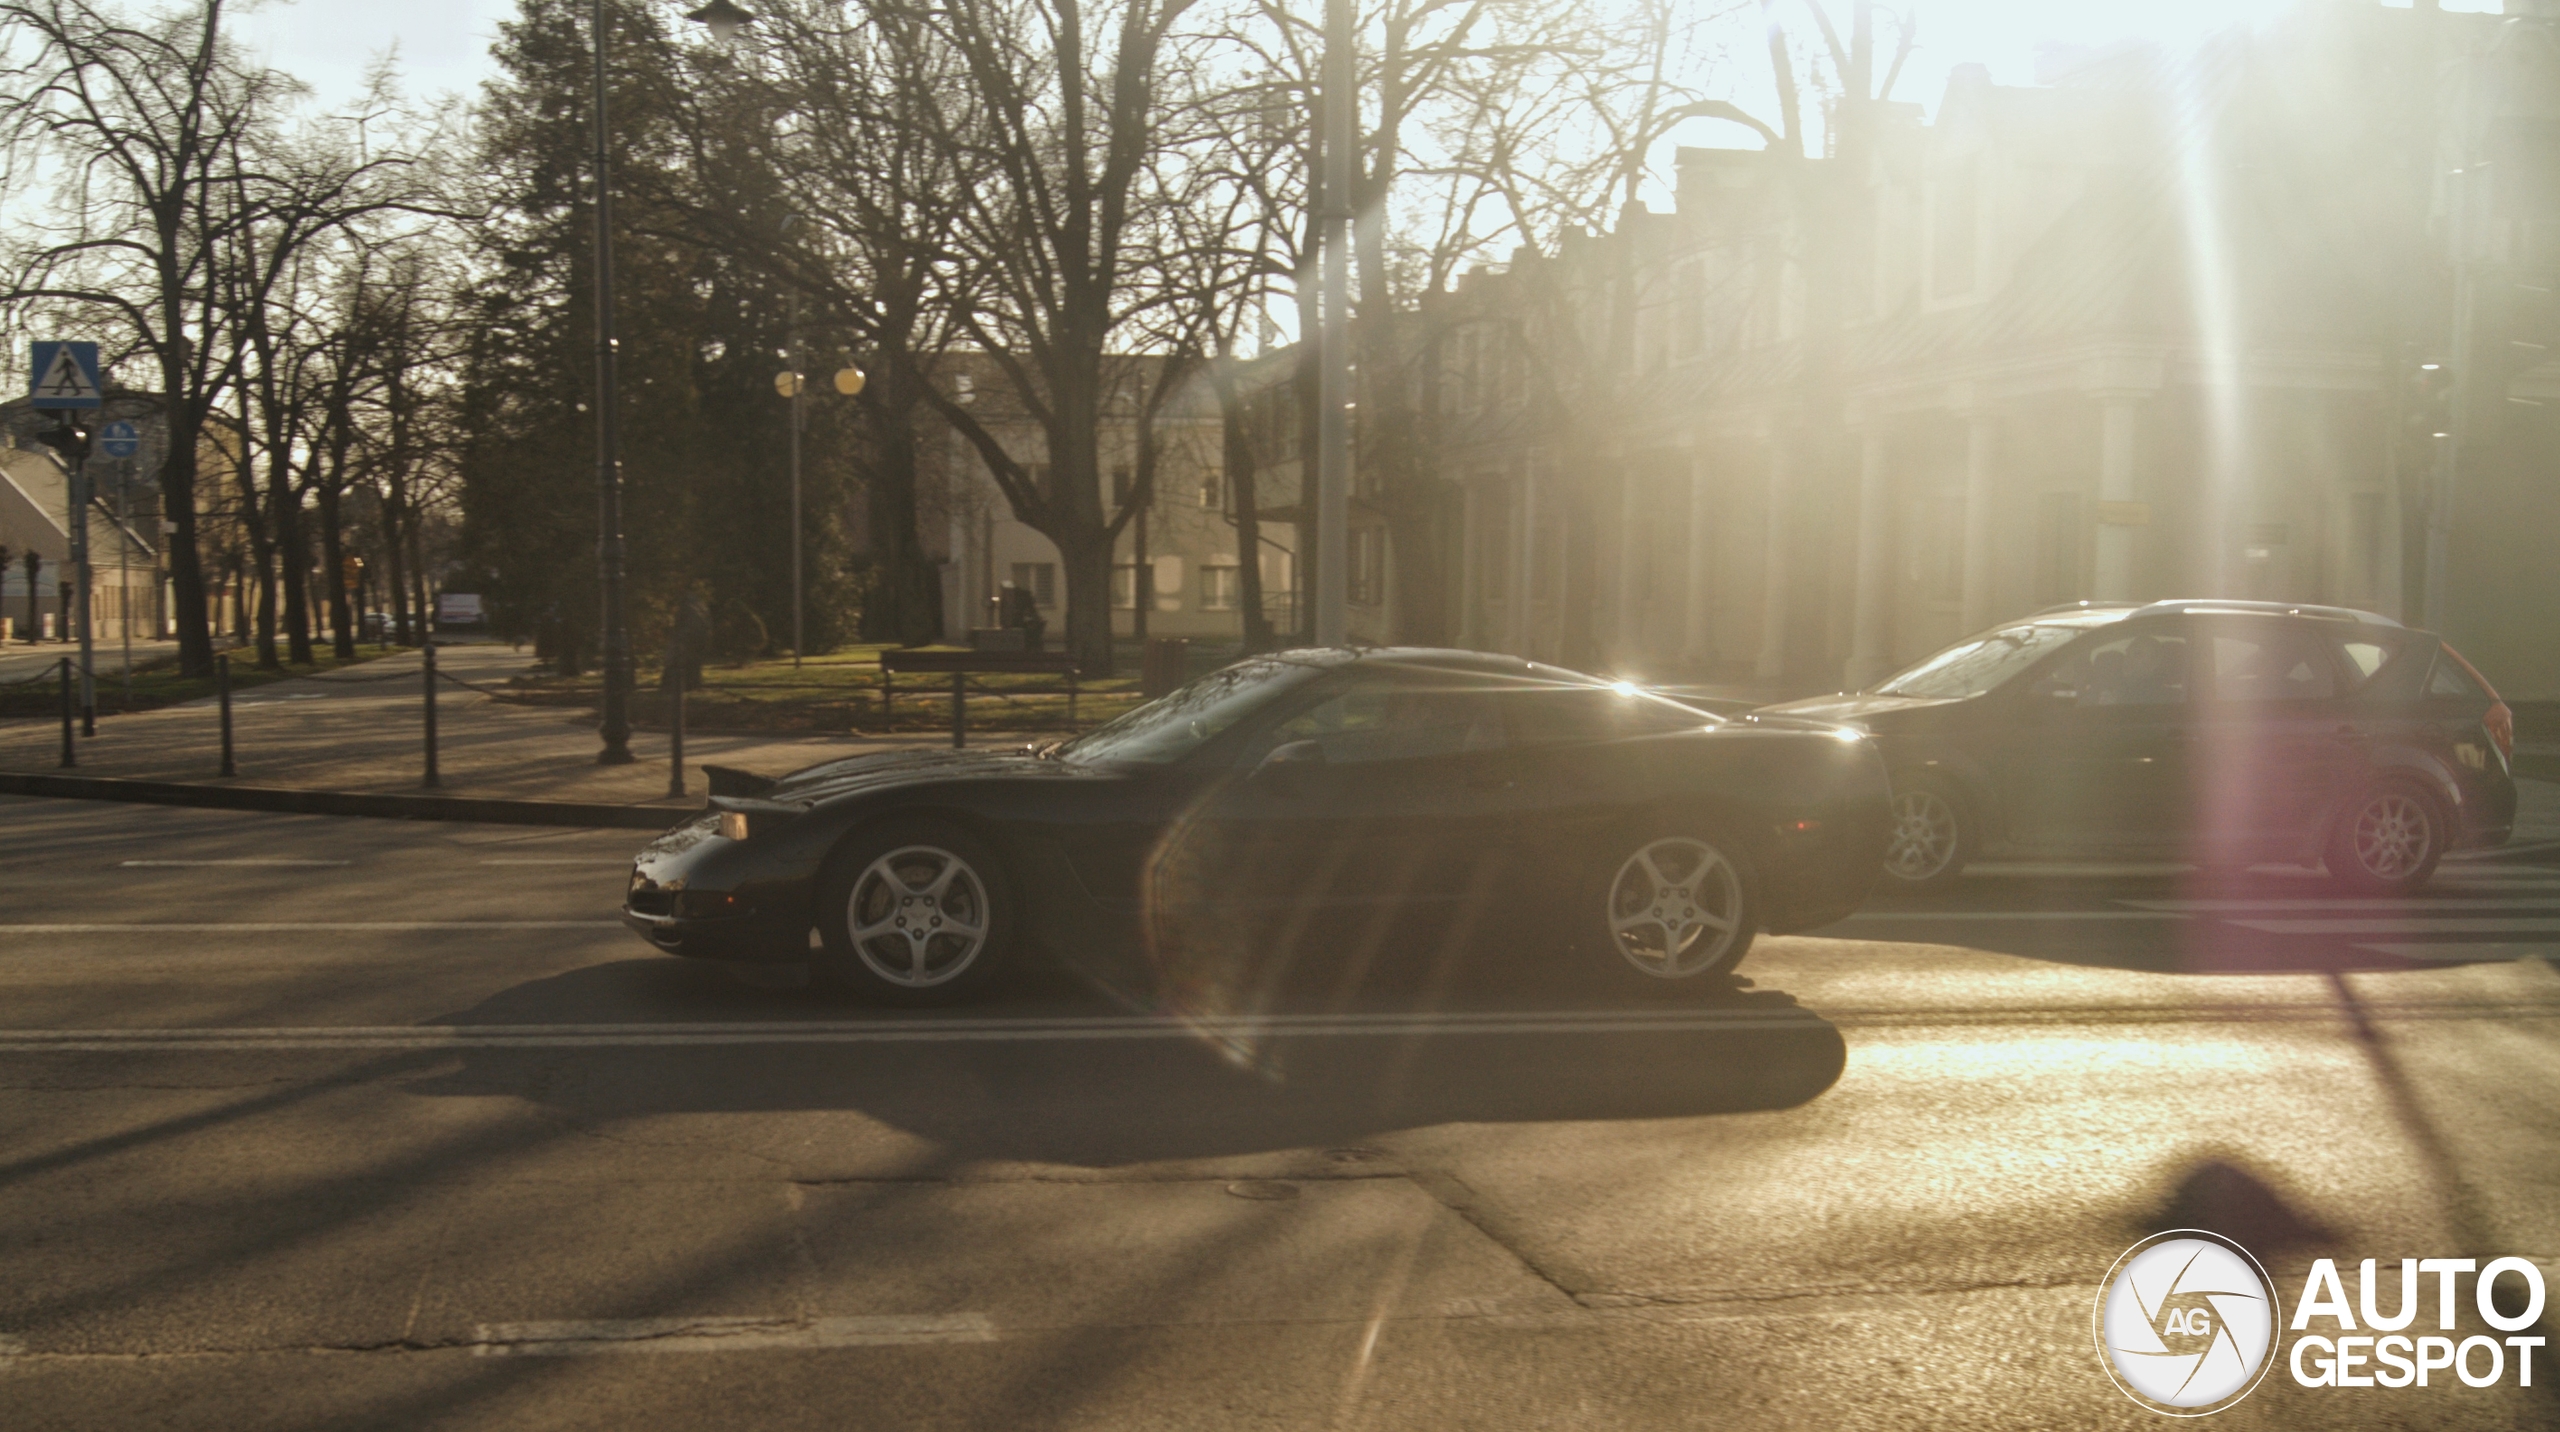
[1575,826,1757,990]
[1881,774,1970,892]
[814,820,1011,1005]
[2325,781,2445,894]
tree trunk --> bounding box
[385,502,412,647]
[249,536,280,670]
[1214,359,1272,652]
[1058,531,1115,677]
[160,404,215,676]
[858,355,943,646]
[278,493,314,665]
[319,488,355,659]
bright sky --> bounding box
[230,0,2509,190]
[237,0,2510,137]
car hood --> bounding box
[769,746,1110,804]
[1755,692,1967,726]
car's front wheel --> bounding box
[1576,826,1758,990]
[2325,781,2446,894]
[1881,774,1970,892]
[814,821,1012,1005]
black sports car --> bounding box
[624,648,1890,1004]
[1760,600,2517,892]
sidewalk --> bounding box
[0,641,937,808]
[0,636,182,685]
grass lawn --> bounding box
[0,644,403,719]
[494,643,1177,735]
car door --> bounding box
[1995,621,2196,849]
[1155,672,1511,913]
[2188,617,2354,855]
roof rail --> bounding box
[2123,599,2402,627]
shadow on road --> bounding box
[403,954,1848,1167]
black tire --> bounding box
[2325,780,2446,894]
[1572,822,1759,992]
[812,819,1013,1005]
[1881,772,1971,893]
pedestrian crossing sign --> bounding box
[29,341,103,409]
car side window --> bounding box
[2332,630,2421,700]
[2426,651,2484,700]
[2036,628,2192,707]
[2204,626,2338,702]
[1243,683,1505,765]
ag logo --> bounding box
[2096,1231,2282,1415]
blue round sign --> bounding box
[98,420,139,458]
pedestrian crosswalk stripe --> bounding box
[2123,897,2560,913]
[2354,942,2560,963]
[2229,916,2560,936]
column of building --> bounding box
[2091,392,2145,601]
[1509,462,1538,658]
[1679,448,1714,671]
[1958,408,1999,632]
[1753,436,1789,682]
[1842,429,1894,690]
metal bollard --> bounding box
[950,671,967,749]
[57,656,74,768]
[216,654,235,776]
[422,642,440,788]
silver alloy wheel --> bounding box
[1884,789,1959,882]
[846,844,990,988]
[1605,837,1743,979]
[2347,791,2434,882]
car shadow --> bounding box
[401,948,1848,1168]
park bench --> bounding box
[878,649,1081,748]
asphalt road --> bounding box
[3,794,2555,1430]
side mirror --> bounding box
[1251,738,1327,790]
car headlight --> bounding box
[718,810,751,841]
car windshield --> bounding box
[1872,624,2086,699]
[1055,656,1329,766]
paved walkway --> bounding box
[0,636,182,684]
[0,641,937,807]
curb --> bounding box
[0,771,691,831]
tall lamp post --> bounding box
[590,0,643,764]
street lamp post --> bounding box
[591,0,636,764]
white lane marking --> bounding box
[1837,910,2185,921]
[2230,917,2560,936]
[118,859,353,868]
[472,1314,994,1356]
[476,859,635,866]
[0,1009,1835,1053]
[0,922,621,933]
[2354,942,2560,963]
[2124,897,2560,912]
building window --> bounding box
[1198,467,1226,511]
[1349,527,1386,606]
[1931,157,1978,300]
[1201,564,1240,610]
[1111,564,1138,610]
[2033,492,2082,605]
[1010,562,1056,608]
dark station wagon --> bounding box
[1762,600,2517,892]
